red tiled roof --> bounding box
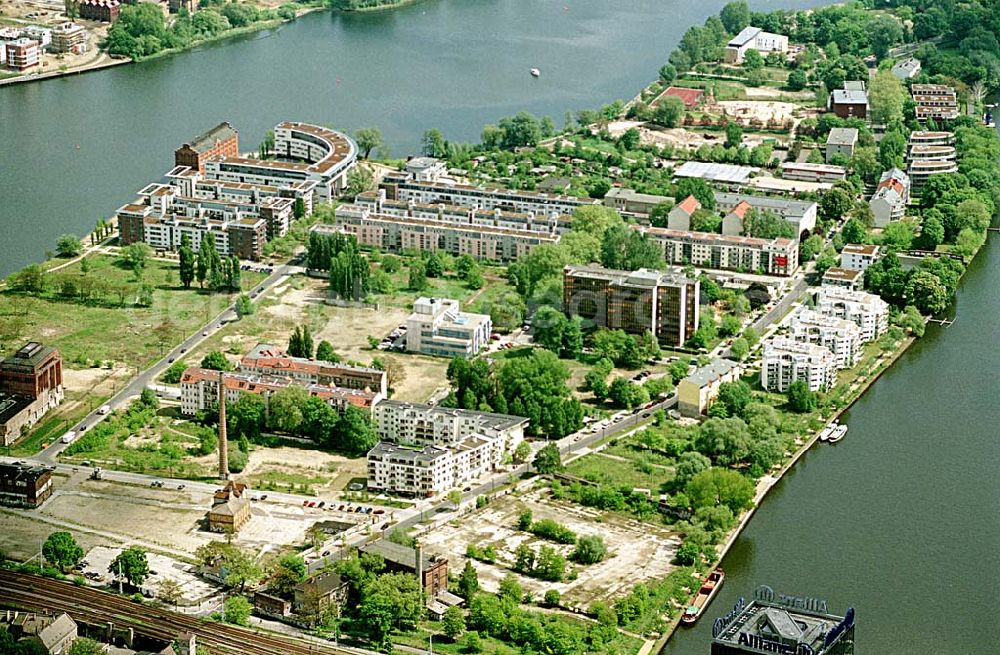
[730,200,752,219]
[876,179,904,195]
[658,86,704,109]
[677,195,701,215]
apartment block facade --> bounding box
[815,287,889,343]
[562,265,699,347]
[406,297,492,358]
[239,343,388,396]
[788,309,862,370]
[639,226,799,277]
[839,244,881,272]
[761,337,837,392]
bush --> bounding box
[228,449,248,473]
[572,535,607,564]
[543,589,561,607]
[529,518,577,544]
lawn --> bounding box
[566,450,674,493]
[0,253,266,372]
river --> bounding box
[0,0,828,276]
[665,234,1000,654]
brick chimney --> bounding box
[217,371,229,480]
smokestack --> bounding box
[415,543,424,595]
[218,371,229,480]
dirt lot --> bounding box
[713,100,798,124]
[243,446,367,495]
[416,486,681,609]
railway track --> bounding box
[0,570,350,655]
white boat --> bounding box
[530,68,540,77]
[827,425,848,443]
[818,422,838,442]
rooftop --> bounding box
[822,267,863,283]
[832,89,868,105]
[605,187,672,205]
[360,539,444,570]
[2,342,58,370]
[682,358,741,388]
[377,399,528,432]
[712,591,854,655]
[675,161,753,184]
[841,243,880,257]
[826,127,859,147]
[728,26,762,47]
[714,191,816,217]
[182,122,237,155]
[564,264,693,289]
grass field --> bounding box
[566,450,674,493]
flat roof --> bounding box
[832,89,867,105]
[841,243,879,256]
[675,161,753,184]
[823,267,863,282]
[682,358,740,388]
[712,595,854,655]
[826,127,858,146]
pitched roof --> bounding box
[729,200,752,219]
[183,122,237,154]
[676,195,701,215]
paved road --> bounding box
[36,263,300,463]
[751,275,810,334]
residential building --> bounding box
[174,122,239,173]
[118,203,267,260]
[640,226,799,277]
[760,337,837,392]
[0,343,63,447]
[724,26,788,64]
[326,200,563,263]
[405,157,448,182]
[405,297,491,358]
[839,244,880,272]
[667,195,701,231]
[674,161,753,186]
[710,590,855,655]
[358,540,448,597]
[562,265,699,347]
[905,133,957,187]
[908,131,954,148]
[677,358,744,417]
[789,309,862,369]
[293,572,348,616]
[907,158,959,187]
[822,267,864,291]
[829,83,868,120]
[379,170,592,217]
[911,84,959,122]
[373,399,526,456]
[253,591,291,619]
[825,128,858,163]
[49,23,88,55]
[239,343,388,396]
[0,29,21,66]
[891,57,921,80]
[21,26,51,49]
[721,200,752,236]
[870,168,910,227]
[208,480,251,533]
[4,38,40,71]
[78,0,120,22]
[367,441,454,497]
[0,462,53,508]
[655,86,704,109]
[815,287,889,342]
[1,612,77,655]
[179,368,382,416]
[204,122,357,201]
[779,162,846,184]
[603,187,671,216]
[714,191,817,237]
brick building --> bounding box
[0,343,63,447]
[208,480,251,533]
[174,122,239,174]
[359,541,448,597]
[0,462,53,507]
[78,0,120,22]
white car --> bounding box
[61,431,76,444]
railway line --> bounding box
[0,570,349,655]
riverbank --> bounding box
[0,56,129,87]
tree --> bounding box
[498,573,523,604]
[878,131,906,170]
[572,205,624,239]
[868,70,907,125]
[685,467,754,513]
[786,69,807,91]
[674,178,716,210]
[742,48,764,72]
[68,638,104,655]
[572,535,607,564]
[724,122,743,149]
[652,96,685,128]
[354,127,383,159]
[820,188,854,223]
[600,223,662,271]
[223,595,252,626]
[533,443,562,474]
[42,531,84,570]
[919,214,945,250]
[179,235,196,289]
[719,0,750,34]
[905,270,949,315]
[730,337,749,361]
[122,242,152,272]
[695,416,751,466]
[464,631,482,654]
[458,560,480,599]
[443,605,466,641]
[786,379,818,413]
[200,351,231,371]
[425,252,445,278]
[657,62,677,84]
[337,405,379,456]
[513,440,531,463]
[422,128,447,158]
[608,376,649,409]
[315,340,340,363]
[868,16,903,60]
[56,234,82,258]
[881,221,915,251]
[235,294,254,318]
[535,546,566,581]
[841,218,867,246]
[532,306,567,354]
[716,380,752,418]
[346,166,375,198]
[269,553,307,598]
[408,261,428,291]
[110,546,149,587]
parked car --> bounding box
[303,500,310,506]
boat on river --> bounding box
[818,423,838,442]
[827,425,848,443]
[681,569,724,625]
[530,68,541,77]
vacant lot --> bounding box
[417,487,681,609]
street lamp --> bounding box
[428,633,434,655]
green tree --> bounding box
[315,340,340,363]
[904,270,949,315]
[223,595,252,626]
[408,261,428,291]
[458,560,480,600]
[786,379,818,413]
[178,234,196,289]
[354,127,383,159]
[68,638,104,655]
[841,218,867,245]
[443,605,466,640]
[786,68,807,91]
[919,214,945,250]
[742,48,764,71]
[235,294,254,318]
[532,306,567,354]
[498,573,524,604]
[513,440,532,463]
[422,128,447,158]
[719,0,750,34]
[658,62,677,84]
[652,96,685,128]
[533,443,562,474]
[572,535,607,564]
[56,234,83,258]
[337,405,379,456]
[535,546,566,581]
[122,242,152,272]
[200,351,231,371]
[868,70,907,125]
[425,252,445,278]
[674,178,716,210]
[42,531,84,570]
[110,546,149,587]
[820,187,854,223]
[162,361,187,384]
[269,553,307,598]
[685,467,754,513]
[724,122,743,149]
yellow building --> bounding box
[677,359,744,417]
[208,481,251,533]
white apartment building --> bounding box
[374,399,526,457]
[761,337,837,393]
[641,226,799,277]
[821,267,864,291]
[714,191,817,237]
[367,438,496,497]
[840,244,881,272]
[405,157,448,182]
[724,26,788,64]
[815,287,889,343]
[406,297,492,358]
[870,168,910,227]
[789,309,862,370]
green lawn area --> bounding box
[566,451,674,492]
[0,253,266,371]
